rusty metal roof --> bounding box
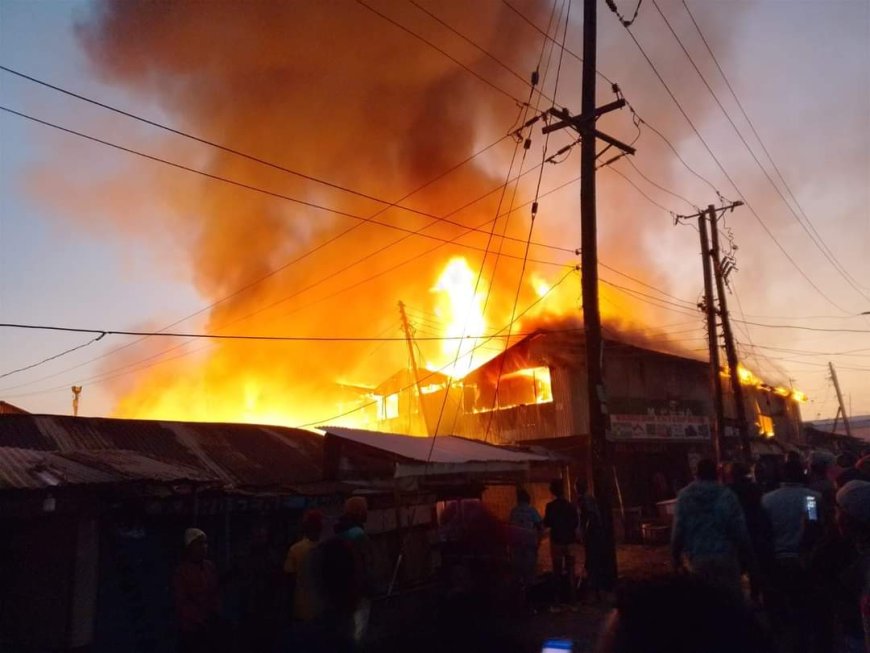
[0,414,324,491]
[0,447,212,490]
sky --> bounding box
[0,0,868,427]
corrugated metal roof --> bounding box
[321,426,549,464]
[0,447,120,489]
[0,414,324,491]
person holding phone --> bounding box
[761,459,824,652]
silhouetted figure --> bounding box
[320,497,374,650]
[671,458,752,597]
[508,487,542,607]
[284,510,324,651]
[725,461,770,602]
[594,575,773,653]
[811,480,870,653]
[834,452,860,489]
[173,528,225,653]
[762,459,824,653]
[543,478,579,606]
[576,477,610,600]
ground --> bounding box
[368,544,673,653]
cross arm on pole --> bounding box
[542,101,634,155]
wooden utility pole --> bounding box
[828,361,852,437]
[698,214,725,463]
[542,0,635,588]
[708,205,751,462]
[398,301,429,435]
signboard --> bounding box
[609,398,711,440]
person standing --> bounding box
[543,478,579,607]
[575,477,610,601]
[725,462,770,603]
[173,528,224,653]
[320,497,375,650]
[671,459,752,597]
[508,487,542,607]
[762,459,824,653]
[284,510,324,650]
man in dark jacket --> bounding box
[544,478,579,606]
[672,459,752,597]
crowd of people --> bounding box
[669,452,870,653]
[171,497,374,653]
[167,451,868,652]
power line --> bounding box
[406,0,556,105]
[0,106,575,260]
[354,0,525,104]
[0,332,106,380]
[733,321,870,334]
[679,1,870,298]
[0,65,533,240]
[297,264,579,428]
[650,0,870,304]
[0,322,586,342]
[500,0,615,85]
[604,165,681,217]
[612,15,854,314]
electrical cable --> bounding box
[650,0,870,304]
[612,16,854,314]
[679,1,870,298]
[0,332,106,380]
[296,264,579,428]
[0,106,574,258]
[354,0,525,104]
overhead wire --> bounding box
[0,332,106,380]
[483,0,575,441]
[678,1,870,299]
[0,106,575,259]
[297,264,579,428]
[609,7,855,314]
[353,0,526,104]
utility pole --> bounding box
[698,214,725,464]
[542,0,635,588]
[828,361,852,437]
[398,301,430,435]
[708,205,751,462]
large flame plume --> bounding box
[33,0,767,428]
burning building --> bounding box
[371,326,806,512]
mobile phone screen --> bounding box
[542,639,573,653]
[805,495,818,521]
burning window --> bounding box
[757,414,775,438]
[491,366,553,409]
[377,393,399,420]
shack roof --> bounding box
[0,414,323,491]
[321,426,549,479]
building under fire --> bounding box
[371,328,806,512]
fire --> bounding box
[737,363,763,387]
[723,364,808,402]
[503,366,553,404]
[531,274,551,299]
[430,257,489,378]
